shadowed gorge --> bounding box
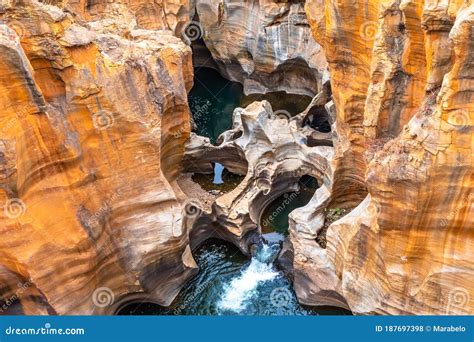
[260,176,319,236]
[189,67,244,144]
[0,0,471,318]
[117,239,352,315]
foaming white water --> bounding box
[217,244,278,313]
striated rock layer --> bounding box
[194,0,328,96]
[63,0,191,36]
[291,0,473,314]
[0,0,197,315]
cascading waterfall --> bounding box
[118,69,351,317]
[118,237,351,315]
[217,242,280,313]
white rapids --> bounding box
[217,243,279,313]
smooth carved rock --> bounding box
[183,101,333,253]
[293,0,473,315]
[195,0,328,96]
[0,1,197,314]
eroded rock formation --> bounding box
[66,0,191,35]
[182,101,333,253]
[290,0,473,315]
[194,0,328,96]
[0,0,472,317]
[0,0,197,314]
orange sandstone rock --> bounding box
[196,0,328,96]
[0,0,196,315]
[294,0,473,315]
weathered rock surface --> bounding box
[1,0,472,318]
[65,0,191,36]
[194,0,328,96]
[0,0,197,314]
[183,101,333,253]
[291,0,473,315]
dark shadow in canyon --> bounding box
[189,67,244,144]
[260,175,319,238]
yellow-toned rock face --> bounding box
[293,0,473,314]
[0,0,197,314]
[0,0,472,317]
[65,0,191,35]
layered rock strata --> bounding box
[65,0,191,36]
[291,0,473,315]
[194,0,328,96]
[0,0,196,315]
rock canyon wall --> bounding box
[291,0,473,314]
[194,0,328,96]
[0,0,472,317]
[0,0,197,314]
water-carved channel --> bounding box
[119,67,350,316]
